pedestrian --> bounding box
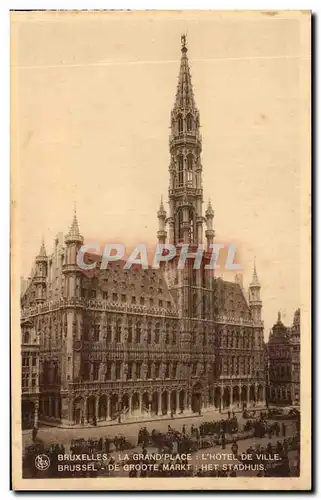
[32,426,38,442]
[282,422,286,437]
[182,424,186,435]
[221,433,226,450]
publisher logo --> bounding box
[35,454,50,471]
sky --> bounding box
[11,10,310,337]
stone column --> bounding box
[50,396,55,418]
[167,391,171,415]
[107,396,111,420]
[55,397,60,419]
[176,391,180,414]
[148,394,152,418]
[95,397,99,420]
[139,393,143,416]
[158,392,162,416]
[34,399,39,428]
[60,397,71,425]
[183,391,188,414]
[188,392,192,413]
[230,386,233,409]
[84,397,88,423]
[247,385,250,406]
[128,394,132,418]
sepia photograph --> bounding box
[10,9,311,490]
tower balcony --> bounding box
[169,132,202,149]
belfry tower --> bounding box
[158,35,214,327]
[167,34,204,246]
[249,259,262,325]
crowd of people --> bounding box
[23,410,300,479]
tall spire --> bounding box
[157,195,167,244]
[249,257,262,324]
[66,204,83,243]
[251,257,260,286]
[174,34,196,111]
[37,238,47,259]
[167,35,203,246]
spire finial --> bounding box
[181,33,187,52]
[66,203,83,242]
[250,256,260,285]
[158,194,166,218]
[38,238,47,258]
[278,310,281,322]
[205,198,214,217]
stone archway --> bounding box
[241,386,247,405]
[161,391,168,415]
[142,392,149,414]
[73,396,84,424]
[110,394,118,420]
[249,385,256,403]
[232,386,240,405]
[192,383,202,414]
[87,395,96,422]
[179,390,185,413]
[21,400,35,430]
[214,387,221,409]
[121,394,129,412]
[98,395,108,421]
[171,391,177,413]
[223,387,230,408]
[131,393,139,415]
[151,392,159,415]
[257,384,263,403]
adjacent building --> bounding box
[20,36,266,427]
[21,319,40,429]
[266,309,300,406]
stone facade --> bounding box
[20,36,266,427]
[21,319,40,429]
[266,309,300,406]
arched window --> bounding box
[189,208,195,243]
[178,209,184,242]
[178,156,184,187]
[23,331,29,344]
[187,155,193,186]
[178,115,183,134]
[186,114,193,132]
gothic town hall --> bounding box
[20,37,266,428]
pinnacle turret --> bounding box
[250,258,260,286]
[65,205,83,243]
[205,199,214,218]
[36,239,47,260]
